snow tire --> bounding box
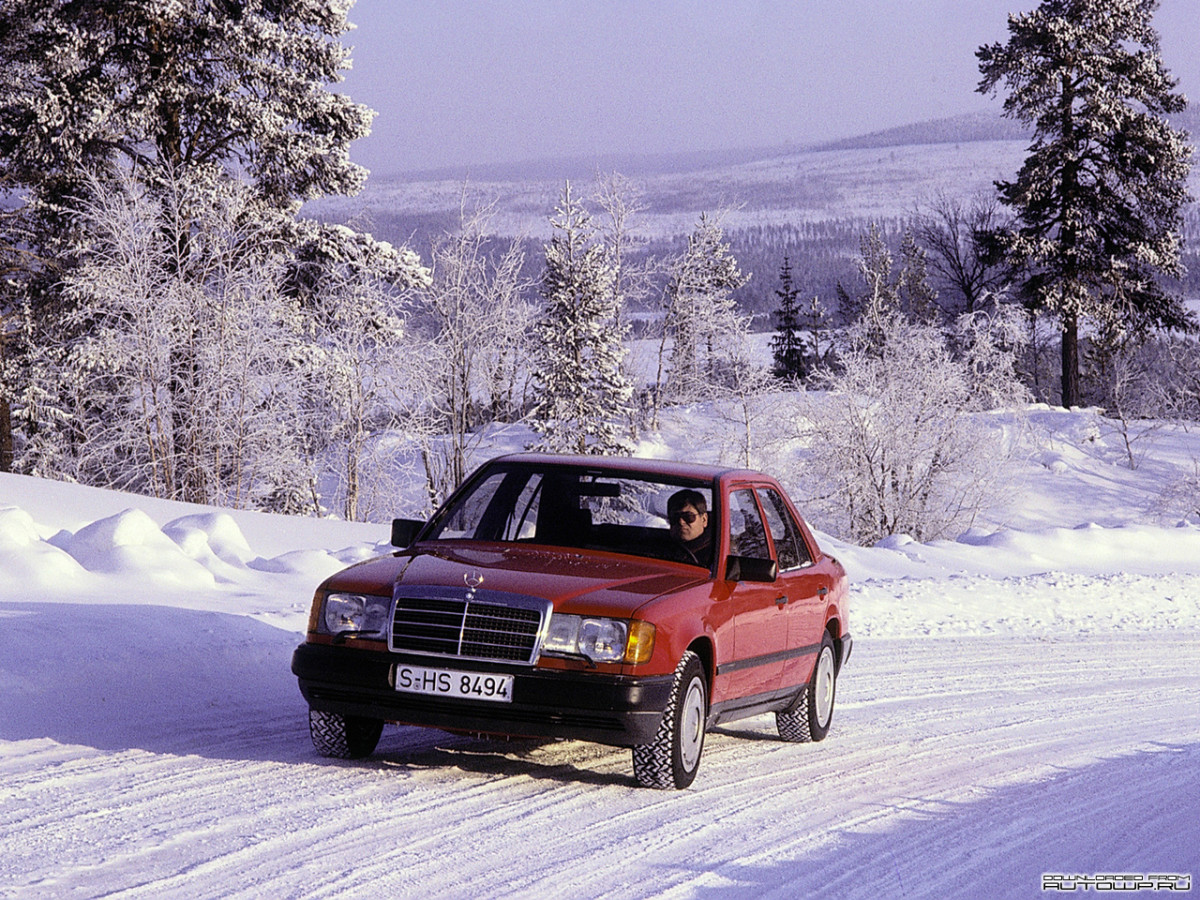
[632,650,707,789]
[776,632,837,743]
[308,708,383,759]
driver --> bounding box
[668,489,712,566]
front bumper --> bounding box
[292,643,675,747]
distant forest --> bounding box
[354,208,1200,333]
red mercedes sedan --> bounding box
[292,454,850,789]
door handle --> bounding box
[775,595,788,606]
[817,586,829,596]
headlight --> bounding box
[543,614,655,664]
[322,593,391,636]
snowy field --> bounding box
[2,405,1199,899]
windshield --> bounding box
[424,464,716,568]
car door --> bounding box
[756,487,830,690]
[718,487,789,702]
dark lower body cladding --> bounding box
[291,643,675,747]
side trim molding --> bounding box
[715,641,822,676]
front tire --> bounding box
[308,708,383,759]
[776,632,837,743]
[632,651,707,789]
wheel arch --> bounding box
[685,635,715,703]
[824,615,847,672]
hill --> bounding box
[308,113,1035,241]
[305,111,1200,310]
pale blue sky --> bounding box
[338,1,1200,176]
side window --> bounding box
[727,489,770,560]
[757,488,813,570]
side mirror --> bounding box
[725,555,778,583]
[390,518,424,548]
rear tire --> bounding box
[308,708,383,759]
[632,651,707,789]
[776,632,837,743]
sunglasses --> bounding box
[670,510,701,524]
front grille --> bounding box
[390,592,546,664]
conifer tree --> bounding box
[977,0,1194,407]
[530,183,633,456]
[770,256,807,382]
[0,0,371,221]
[659,213,748,405]
[0,0,387,487]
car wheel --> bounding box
[308,708,384,759]
[632,650,707,789]
[776,632,837,743]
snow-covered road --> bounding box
[3,600,1196,900]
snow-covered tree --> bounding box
[0,0,377,480]
[798,309,1028,545]
[293,224,427,521]
[38,169,308,507]
[977,0,1195,408]
[954,300,1032,410]
[0,191,32,473]
[593,171,656,439]
[838,223,939,353]
[34,169,427,517]
[417,200,533,502]
[530,182,634,456]
[705,364,782,471]
[593,171,654,335]
[898,230,939,325]
[0,0,370,215]
[657,213,749,409]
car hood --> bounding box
[321,542,708,616]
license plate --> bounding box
[394,664,514,703]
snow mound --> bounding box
[830,521,1200,584]
[58,508,217,589]
[248,547,349,580]
[0,507,91,591]
[0,506,40,549]
[164,512,255,566]
[162,512,259,583]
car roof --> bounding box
[489,452,763,484]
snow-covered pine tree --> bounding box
[530,183,634,456]
[977,0,1194,408]
[0,0,371,220]
[659,213,748,405]
[0,0,380,490]
[770,256,807,382]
